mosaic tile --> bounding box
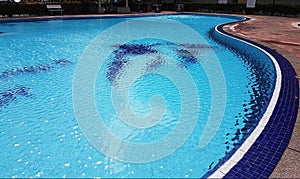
[207,19,299,178]
[0,85,32,108]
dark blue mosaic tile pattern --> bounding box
[106,42,204,84]
[0,59,72,80]
[106,44,157,83]
[176,49,198,64]
[0,59,73,109]
[0,85,32,108]
[211,19,299,179]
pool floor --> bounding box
[0,13,299,178]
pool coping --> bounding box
[222,16,300,178]
[0,12,298,178]
[206,16,299,178]
[206,18,282,177]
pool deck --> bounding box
[223,15,300,178]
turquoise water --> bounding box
[0,15,275,178]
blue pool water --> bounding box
[0,14,276,178]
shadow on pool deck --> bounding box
[223,15,300,178]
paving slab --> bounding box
[288,115,300,151]
[269,148,300,178]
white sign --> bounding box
[247,0,256,8]
[218,0,227,4]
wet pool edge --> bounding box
[206,17,299,178]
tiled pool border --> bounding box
[207,18,299,178]
[0,13,298,178]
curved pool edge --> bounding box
[207,18,299,178]
[1,13,298,178]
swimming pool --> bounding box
[0,14,297,178]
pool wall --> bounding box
[206,18,299,178]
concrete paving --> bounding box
[224,15,300,178]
